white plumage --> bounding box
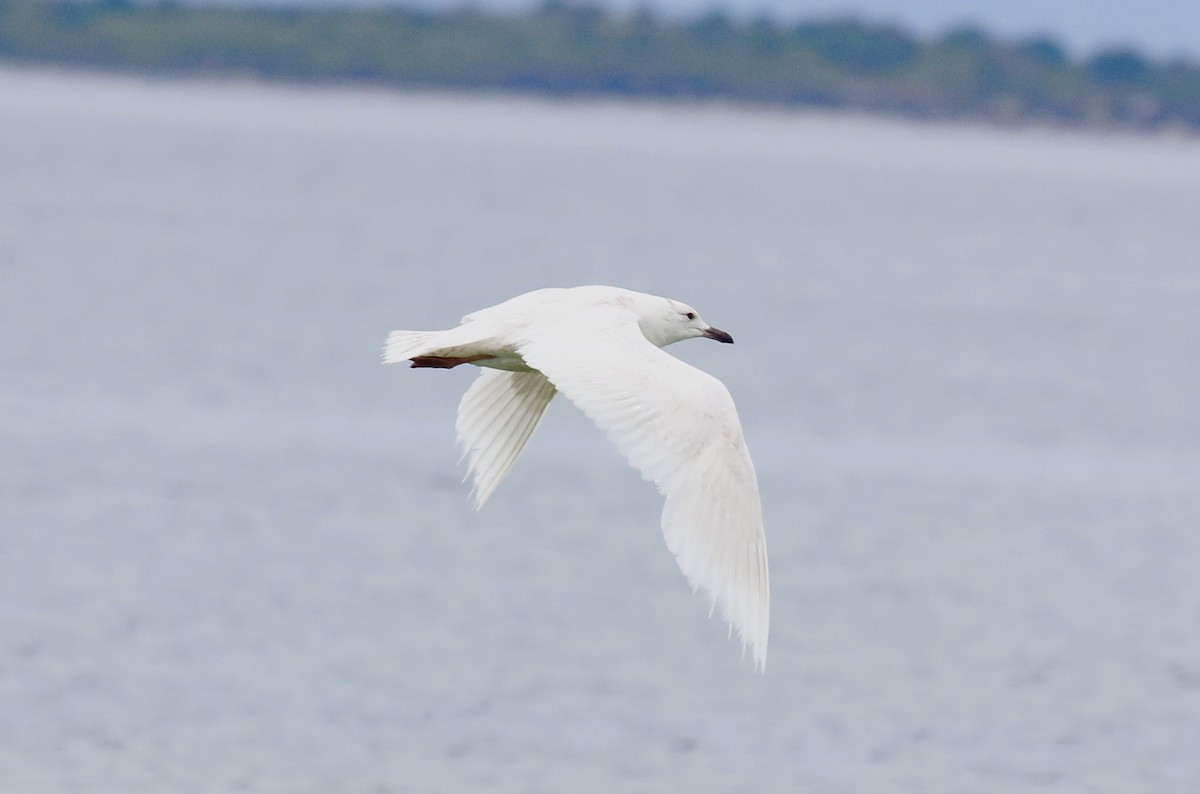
[383,286,769,671]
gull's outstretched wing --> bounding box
[456,369,557,508]
[519,314,769,670]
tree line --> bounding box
[2,0,1198,131]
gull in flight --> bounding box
[383,286,768,670]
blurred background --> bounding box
[2,2,1199,792]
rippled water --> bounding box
[2,66,1199,792]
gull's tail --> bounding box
[382,330,437,365]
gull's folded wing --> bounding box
[456,369,557,508]
[519,315,769,670]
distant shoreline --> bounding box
[7,60,1198,149]
[2,1,1197,136]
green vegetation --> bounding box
[3,0,1199,131]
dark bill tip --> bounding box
[703,327,734,344]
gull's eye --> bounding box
[685,311,696,320]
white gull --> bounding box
[383,285,768,670]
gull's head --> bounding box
[636,295,735,348]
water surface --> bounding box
[2,67,1199,792]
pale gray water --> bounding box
[2,67,1199,793]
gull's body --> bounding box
[383,286,769,670]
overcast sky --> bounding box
[259,0,1200,59]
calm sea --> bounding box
[2,66,1199,792]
